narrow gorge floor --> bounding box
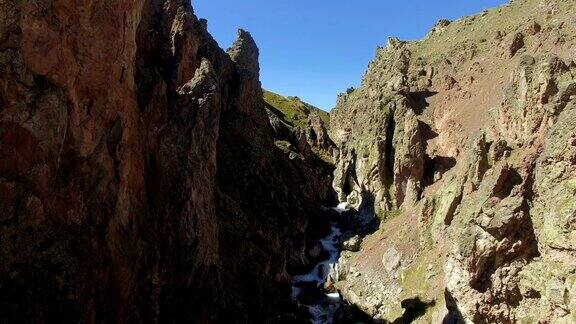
[291,204,350,323]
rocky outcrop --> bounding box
[328,0,576,322]
[307,111,336,158]
[264,92,336,209]
[423,53,576,323]
[498,54,576,147]
[330,37,426,219]
[0,1,332,322]
[264,90,336,164]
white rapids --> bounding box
[291,204,348,323]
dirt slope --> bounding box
[330,0,576,322]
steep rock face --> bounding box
[264,90,336,211]
[2,1,150,321]
[0,0,332,322]
[331,38,425,218]
[264,90,335,163]
[329,0,576,322]
[444,52,576,323]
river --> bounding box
[291,203,349,323]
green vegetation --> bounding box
[273,140,292,154]
[400,261,429,295]
[408,0,575,66]
[266,90,335,165]
[377,208,402,222]
[263,90,330,128]
[311,147,333,165]
[274,140,305,161]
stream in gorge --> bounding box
[291,203,350,323]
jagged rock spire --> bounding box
[227,29,260,76]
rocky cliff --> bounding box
[264,90,336,201]
[0,0,333,322]
[330,0,576,322]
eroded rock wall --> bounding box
[329,0,576,322]
[0,0,332,322]
[331,38,425,219]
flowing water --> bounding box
[291,203,349,323]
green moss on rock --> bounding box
[263,90,329,128]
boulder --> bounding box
[526,21,541,35]
[509,32,525,57]
[382,248,402,272]
[342,235,363,252]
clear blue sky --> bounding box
[193,0,507,111]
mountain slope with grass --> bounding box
[264,89,336,165]
[330,0,576,322]
[264,90,330,128]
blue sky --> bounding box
[193,0,507,111]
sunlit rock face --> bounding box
[329,0,576,322]
[0,1,334,322]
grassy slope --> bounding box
[263,90,330,128]
[409,0,574,63]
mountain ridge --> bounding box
[329,0,576,322]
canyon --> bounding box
[1,0,575,323]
